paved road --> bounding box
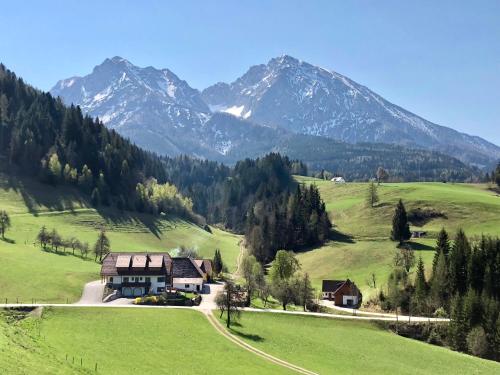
[3,280,449,322]
[319,300,449,322]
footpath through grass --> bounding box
[0,172,241,302]
[223,312,500,375]
[294,177,500,296]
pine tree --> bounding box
[430,249,450,310]
[495,162,500,188]
[213,248,223,275]
[366,181,379,208]
[449,294,468,351]
[298,273,315,311]
[390,199,411,245]
[91,188,101,207]
[414,256,428,314]
[449,229,470,295]
[0,210,11,240]
[433,228,450,273]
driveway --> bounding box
[76,280,105,304]
[199,282,224,311]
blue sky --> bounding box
[1,1,499,145]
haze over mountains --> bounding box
[51,55,500,171]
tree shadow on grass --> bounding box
[229,328,265,342]
[330,230,355,244]
[1,238,15,244]
[406,241,434,251]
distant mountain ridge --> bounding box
[202,55,500,169]
[49,56,493,179]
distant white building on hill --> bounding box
[331,177,346,184]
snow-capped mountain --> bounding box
[202,55,500,168]
[51,56,215,156]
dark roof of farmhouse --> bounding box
[172,257,204,279]
[100,252,172,276]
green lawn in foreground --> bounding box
[35,308,291,375]
[224,312,500,375]
[0,172,241,302]
[0,310,90,375]
[294,177,500,296]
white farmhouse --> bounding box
[101,252,209,297]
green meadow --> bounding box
[224,312,500,375]
[294,177,500,296]
[1,308,291,375]
[0,172,241,302]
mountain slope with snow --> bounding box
[202,55,500,168]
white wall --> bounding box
[342,295,359,306]
[173,281,203,292]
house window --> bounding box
[145,277,150,282]
[109,277,113,283]
[185,284,190,289]
[157,277,165,283]
[124,277,129,282]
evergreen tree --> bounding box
[91,188,101,207]
[298,273,315,311]
[413,256,428,314]
[468,243,485,293]
[449,229,470,295]
[213,249,223,275]
[464,289,483,328]
[0,210,11,240]
[448,294,468,351]
[495,162,500,187]
[433,228,450,273]
[430,249,450,310]
[366,181,379,208]
[390,199,411,245]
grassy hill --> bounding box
[0,172,241,302]
[1,308,292,375]
[294,177,500,297]
[224,312,500,374]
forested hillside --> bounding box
[0,64,330,263]
[0,64,196,219]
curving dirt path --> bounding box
[204,310,318,375]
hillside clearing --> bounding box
[222,312,500,375]
[294,177,500,296]
[0,172,241,302]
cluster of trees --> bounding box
[0,64,195,217]
[240,251,315,311]
[246,183,332,263]
[134,178,193,217]
[36,226,110,262]
[380,229,500,360]
[485,162,500,187]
